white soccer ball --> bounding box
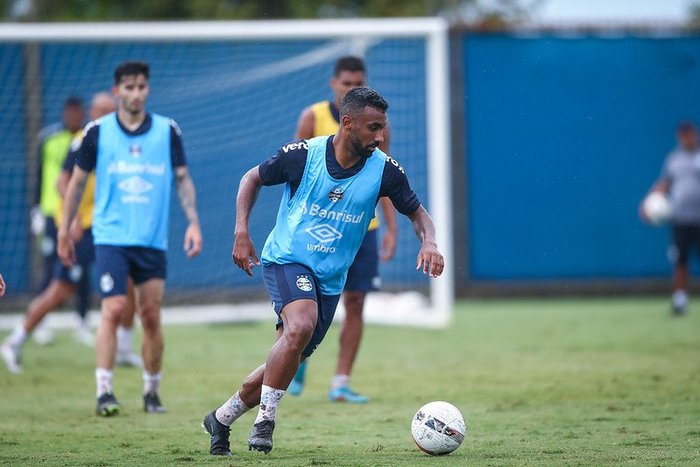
[411,401,466,455]
[642,191,672,225]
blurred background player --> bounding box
[59,61,202,416]
[645,121,700,315]
[0,92,139,373]
[289,55,398,403]
[31,96,88,345]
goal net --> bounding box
[0,19,453,328]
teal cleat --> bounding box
[288,360,307,396]
[328,386,369,404]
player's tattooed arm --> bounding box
[175,166,203,257]
[407,205,444,278]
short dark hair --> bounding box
[677,120,697,134]
[333,55,365,77]
[114,61,149,85]
[339,86,388,118]
[63,96,83,109]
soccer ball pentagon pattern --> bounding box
[411,401,466,455]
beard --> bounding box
[350,134,376,159]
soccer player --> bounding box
[644,121,700,315]
[1,92,115,374]
[58,61,203,416]
[31,96,87,345]
[289,55,398,403]
[202,87,444,456]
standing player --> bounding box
[58,61,203,416]
[202,87,444,455]
[644,121,700,315]
[31,96,87,345]
[1,92,115,374]
[289,55,397,403]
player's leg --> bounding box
[330,230,378,403]
[129,247,167,413]
[115,280,142,367]
[73,229,95,346]
[134,278,166,412]
[94,245,130,416]
[1,278,75,373]
[670,224,690,315]
[32,217,59,345]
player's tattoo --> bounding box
[175,169,200,225]
[63,173,88,230]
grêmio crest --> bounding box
[328,186,344,203]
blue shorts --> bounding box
[53,229,94,285]
[345,229,380,292]
[95,245,167,297]
[262,263,341,357]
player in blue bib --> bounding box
[202,87,445,456]
[58,62,203,417]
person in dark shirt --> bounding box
[201,87,444,456]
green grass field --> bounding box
[1,297,699,465]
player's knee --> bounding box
[344,291,366,311]
[139,306,161,332]
[101,297,129,325]
[284,323,314,352]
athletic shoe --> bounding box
[32,325,55,346]
[96,391,121,416]
[288,360,307,396]
[201,410,232,456]
[0,342,22,374]
[115,351,142,368]
[328,386,369,404]
[671,303,688,316]
[73,325,94,347]
[144,391,167,413]
[248,420,275,454]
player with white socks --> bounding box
[58,61,202,415]
[202,87,444,455]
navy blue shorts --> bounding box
[262,263,341,357]
[53,229,95,285]
[95,245,167,297]
[345,229,380,292]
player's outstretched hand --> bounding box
[416,241,444,278]
[0,273,6,297]
[57,232,76,267]
[232,232,260,276]
[184,222,203,258]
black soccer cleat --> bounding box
[143,391,167,413]
[248,420,275,454]
[96,391,121,417]
[202,410,232,456]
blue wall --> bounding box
[463,34,700,280]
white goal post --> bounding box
[0,18,454,328]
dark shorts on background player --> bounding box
[95,245,167,297]
[670,224,700,266]
[344,229,380,292]
[262,262,341,357]
[53,229,95,285]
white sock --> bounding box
[672,289,688,308]
[143,371,161,395]
[215,391,251,426]
[331,374,350,391]
[254,385,285,424]
[6,324,27,348]
[95,368,113,396]
[116,326,132,354]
